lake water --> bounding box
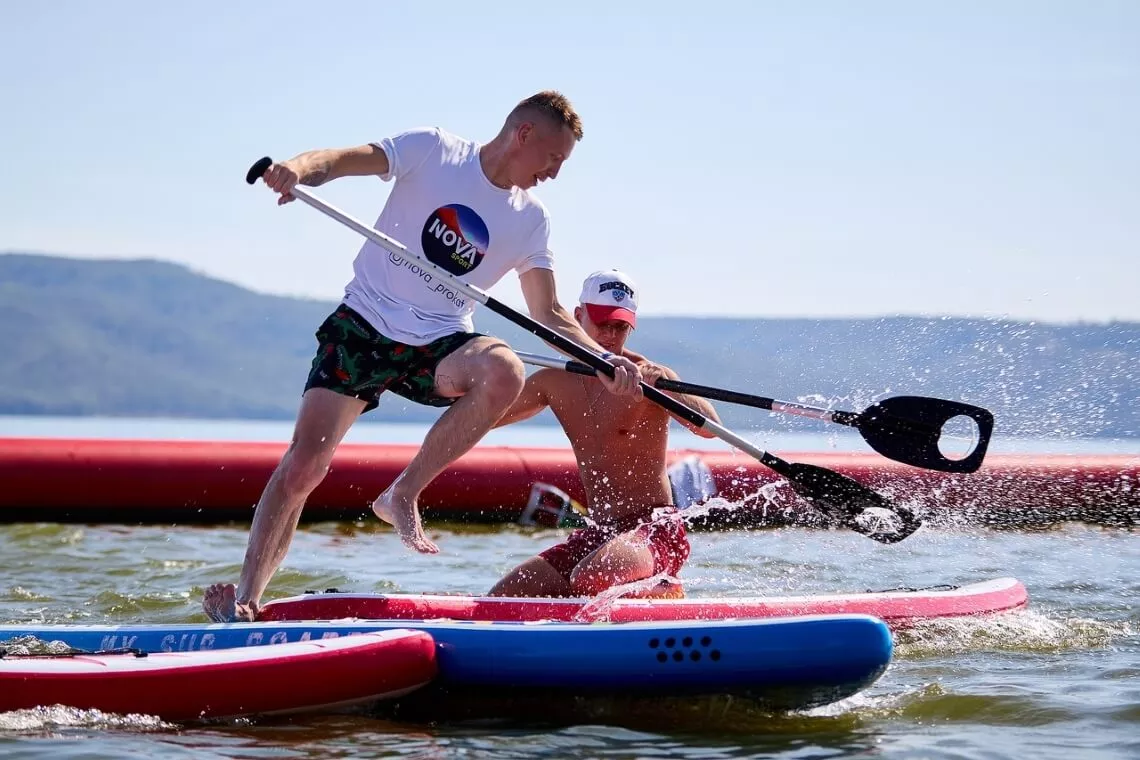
[0,416,1137,758]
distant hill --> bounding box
[1,252,1137,438]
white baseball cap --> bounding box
[578,269,638,327]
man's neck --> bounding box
[478,135,514,189]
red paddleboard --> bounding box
[0,629,436,722]
[258,577,1027,629]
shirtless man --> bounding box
[204,92,642,623]
[488,270,721,599]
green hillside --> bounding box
[2,252,1137,438]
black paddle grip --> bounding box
[246,157,274,185]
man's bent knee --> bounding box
[277,443,335,498]
[472,345,526,403]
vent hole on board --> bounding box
[656,652,668,663]
[690,651,701,661]
[700,636,712,647]
[682,636,693,647]
[664,637,675,648]
[648,638,659,649]
[672,651,684,662]
[710,650,721,661]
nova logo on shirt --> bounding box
[421,204,489,276]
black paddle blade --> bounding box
[785,463,922,544]
[855,396,995,474]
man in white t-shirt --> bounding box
[203,91,642,623]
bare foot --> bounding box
[372,488,440,554]
[202,583,258,623]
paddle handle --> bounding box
[514,352,858,426]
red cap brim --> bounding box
[584,304,636,327]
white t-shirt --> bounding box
[342,126,554,345]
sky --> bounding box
[2,1,1137,323]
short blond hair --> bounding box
[509,90,583,141]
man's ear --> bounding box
[573,306,583,322]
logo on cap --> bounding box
[580,270,639,327]
[599,281,633,302]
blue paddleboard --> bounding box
[0,614,892,710]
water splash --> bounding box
[803,685,911,719]
[679,480,793,525]
[1,586,52,602]
[0,634,74,656]
[896,609,1134,656]
[804,682,1079,726]
[0,705,170,732]
[571,573,682,622]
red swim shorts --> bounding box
[538,506,690,581]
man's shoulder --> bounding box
[433,125,472,150]
[529,367,575,392]
[530,366,562,384]
[391,126,472,163]
[511,186,551,223]
[529,191,552,218]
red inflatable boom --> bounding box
[0,437,1135,527]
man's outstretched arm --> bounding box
[259,145,390,203]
